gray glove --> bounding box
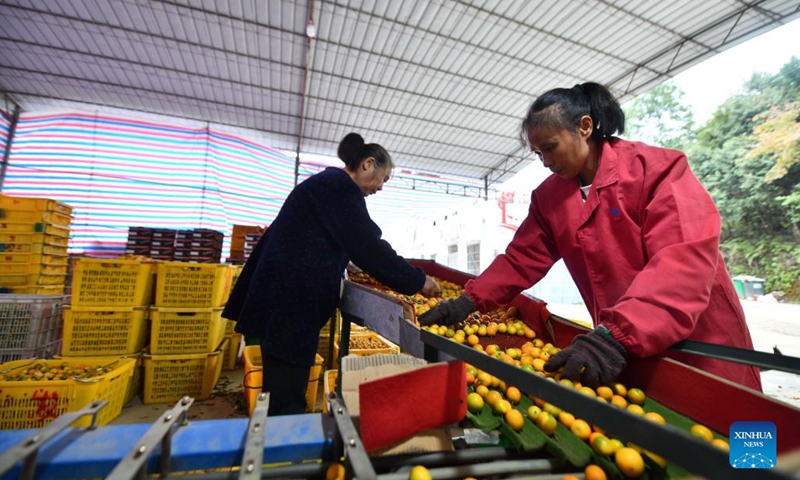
[418,294,476,326]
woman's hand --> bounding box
[544,327,627,387]
[420,275,441,298]
[418,294,475,326]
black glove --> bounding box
[418,294,476,326]
[544,326,627,387]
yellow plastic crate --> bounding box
[72,258,154,307]
[0,232,69,249]
[0,272,67,286]
[333,332,400,361]
[141,339,227,404]
[0,252,68,265]
[62,307,149,356]
[224,319,237,335]
[322,369,338,414]
[0,222,70,238]
[242,346,322,414]
[0,210,71,227]
[221,333,243,371]
[2,284,65,295]
[0,262,68,275]
[0,357,136,429]
[149,307,225,355]
[55,353,143,405]
[155,262,233,308]
[0,195,73,216]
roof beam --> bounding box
[0,64,505,164]
[295,0,315,185]
[0,3,524,122]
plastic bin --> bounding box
[0,232,69,249]
[0,222,69,237]
[0,357,136,429]
[71,258,154,307]
[0,339,62,364]
[0,262,68,275]
[322,369,338,414]
[149,307,226,355]
[221,333,243,371]
[732,275,767,299]
[0,272,67,286]
[0,209,71,226]
[333,332,400,361]
[141,339,227,404]
[1,284,66,295]
[55,353,143,405]
[242,346,323,414]
[0,252,68,265]
[61,307,149,356]
[0,195,73,216]
[0,294,67,353]
[155,262,233,308]
[224,319,236,335]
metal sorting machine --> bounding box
[1,259,799,480]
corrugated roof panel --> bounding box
[3,0,799,183]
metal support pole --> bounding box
[0,105,21,192]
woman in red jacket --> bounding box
[420,82,762,391]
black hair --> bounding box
[337,133,393,171]
[520,82,625,144]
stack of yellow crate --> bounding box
[0,194,72,294]
[222,264,244,368]
[60,256,153,407]
[142,261,234,404]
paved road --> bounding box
[740,300,800,409]
[548,300,800,409]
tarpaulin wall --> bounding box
[1,111,295,255]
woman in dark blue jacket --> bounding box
[223,133,440,415]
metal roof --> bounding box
[1,0,799,185]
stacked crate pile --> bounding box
[124,227,177,260]
[60,256,154,408]
[0,194,72,295]
[149,228,177,260]
[142,261,234,404]
[0,294,68,363]
[124,226,153,256]
[228,225,264,264]
[174,228,223,263]
[243,229,265,261]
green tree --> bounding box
[626,57,800,299]
[624,82,695,150]
[690,57,800,298]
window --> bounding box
[447,245,458,267]
[467,243,480,274]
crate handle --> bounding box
[242,368,263,390]
[175,311,200,317]
[100,263,123,268]
[0,358,36,374]
[74,377,102,384]
[96,359,120,372]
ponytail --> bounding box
[520,82,625,143]
[337,133,393,171]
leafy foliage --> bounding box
[627,57,800,300]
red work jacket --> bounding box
[466,138,762,391]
